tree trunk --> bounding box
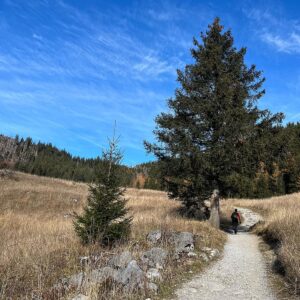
[209,189,220,229]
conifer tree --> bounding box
[145,18,283,213]
[74,136,131,245]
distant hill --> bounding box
[0,134,162,189]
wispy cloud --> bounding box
[0,1,183,83]
[32,33,43,41]
[147,3,186,22]
[133,54,175,77]
[262,32,300,53]
[245,7,300,55]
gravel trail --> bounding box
[174,208,276,300]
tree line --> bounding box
[225,122,300,198]
[1,122,299,200]
[0,134,162,189]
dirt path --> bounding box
[174,208,276,300]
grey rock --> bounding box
[201,247,220,259]
[66,260,146,293]
[147,282,158,294]
[147,230,162,244]
[187,252,197,258]
[89,266,118,284]
[146,268,162,281]
[170,232,195,253]
[141,247,168,269]
[69,272,85,288]
[209,249,220,258]
[116,260,144,290]
[108,251,132,269]
[201,247,212,253]
[199,253,209,262]
[67,266,118,289]
[79,256,90,267]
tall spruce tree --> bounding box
[145,18,283,214]
[74,136,131,245]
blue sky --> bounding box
[0,0,299,165]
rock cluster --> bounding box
[56,230,221,299]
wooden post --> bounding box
[209,189,220,229]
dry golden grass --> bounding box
[0,172,225,299]
[223,194,300,293]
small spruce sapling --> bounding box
[74,135,132,245]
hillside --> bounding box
[0,134,161,189]
[0,171,225,299]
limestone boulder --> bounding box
[146,230,162,244]
[147,282,158,294]
[69,272,85,288]
[116,260,144,291]
[140,247,168,269]
[187,252,197,258]
[146,268,162,281]
[170,232,195,254]
[108,251,132,269]
[89,266,118,284]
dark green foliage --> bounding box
[278,123,300,194]
[74,137,132,245]
[223,173,255,198]
[2,135,144,187]
[254,174,271,198]
[145,18,285,207]
[136,161,164,190]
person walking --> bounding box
[231,208,241,234]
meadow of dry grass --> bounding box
[223,194,300,294]
[0,172,225,299]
